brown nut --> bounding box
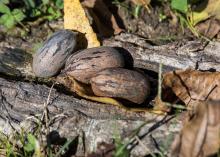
[62,46,125,84]
[90,68,150,104]
[32,29,77,78]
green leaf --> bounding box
[0,14,15,28]
[29,8,41,17]
[0,3,10,14]
[55,0,63,9]
[55,10,62,18]
[133,5,141,18]
[24,0,35,8]
[42,0,49,5]
[171,0,188,14]
[114,142,130,157]
[24,134,37,153]
[48,6,55,15]
[12,9,26,22]
[113,135,130,157]
[47,15,54,21]
[47,7,62,20]
[1,0,9,4]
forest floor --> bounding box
[0,0,219,157]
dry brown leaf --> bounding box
[158,69,220,108]
[195,18,220,39]
[192,0,220,25]
[64,0,100,48]
[154,69,220,156]
[171,101,220,157]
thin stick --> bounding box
[158,63,162,99]
[41,83,55,135]
[134,135,157,157]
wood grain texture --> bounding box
[104,33,220,72]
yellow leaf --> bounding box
[64,0,100,48]
[191,12,210,26]
[72,78,165,114]
[191,0,220,25]
[68,76,123,107]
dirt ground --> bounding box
[0,0,195,52]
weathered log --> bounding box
[0,46,157,120]
[104,33,220,72]
[1,32,219,156]
[1,33,220,78]
[0,75,173,156]
[0,45,165,156]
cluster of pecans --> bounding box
[33,30,150,104]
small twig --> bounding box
[41,83,55,135]
[139,115,174,139]
[48,113,67,126]
[128,115,175,151]
[134,135,156,157]
[25,115,42,122]
[158,63,162,99]
[113,118,158,155]
[150,134,166,156]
